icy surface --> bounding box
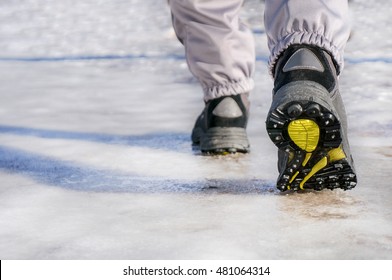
[0,0,391,259]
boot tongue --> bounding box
[283,48,324,72]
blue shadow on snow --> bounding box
[0,125,190,153]
[0,126,275,194]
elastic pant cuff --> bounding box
[268,31,344,77]
[203,78,254,102]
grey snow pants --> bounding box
[168,0,351,101]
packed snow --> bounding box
[0,0,391,259]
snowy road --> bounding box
[0,0,391,259]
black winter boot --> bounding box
[192,93,250,154]
[266,44,357,191]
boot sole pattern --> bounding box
[192,127,250,154]
[266,100,357,191]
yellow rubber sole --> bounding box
[286,118,347,190]
[288,119,320,152]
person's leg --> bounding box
[264,0,351,75]
[169,0,255,101]
[264,0,357,191]
[169,0,255,153]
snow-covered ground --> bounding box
[0,0,391,259]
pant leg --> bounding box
[169,0,255,101]
[264,0,351,76]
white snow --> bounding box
[0,0,391,259]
